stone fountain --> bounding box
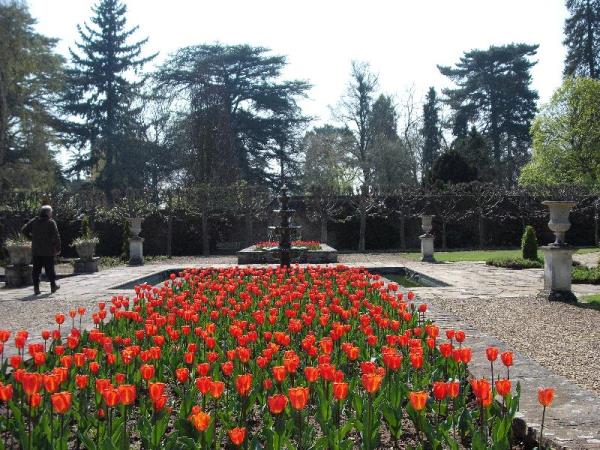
[237,186,338,265]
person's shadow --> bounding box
[20,293,52,301]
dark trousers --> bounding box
[32,255,56,285]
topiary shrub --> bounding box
[486,257,543,270]
[81,215,92,239]
[521,225,538,261]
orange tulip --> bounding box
[288,386,309,410]
[361,373,383,394]
[43,374,61,393]
[409,391,429,411]
[304,366,319,383]
[102,387,119,407]
[486,347,498,362]
[432,381,447,401]
[195,376,212,395]
[446,381,460,398]
[189,411,211,432]
[51,391,72,414]
[209,381,225,399]
[229,427,246,446]
[75,375,89,389]
[175,367,189,383]
[235,374,252,397]
[501,351,513,367]
[148,382,166,402]
[267,393,288,414]
[29,393,42,408]
[538,387,555,407]
[333,382,349,400]
[140,364,155,381]
[0,384,13,402]
[21,372,42,396]
[118,384,136,405]
[272,365,287,383]
[495,379,512,397]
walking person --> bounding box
[21,205,61,295]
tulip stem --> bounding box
[28,402,32,450]
[540,405,546,448]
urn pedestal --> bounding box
[5,264,33,288]
[74,242,99,273]
[539,201,577,303]
[419,215,435,263]
[128,237,144,266]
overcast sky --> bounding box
[28,0,568,125]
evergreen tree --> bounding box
[370,95,418,188]
[154,44,309,186]
[426,150,477,186]
[563,0,600,78]
[420,87,441,177]
[61,0,155,195]
[438,44,538,186]
[452,126,494,182]
[0,1,64,190]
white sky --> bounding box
[28,0,568,125]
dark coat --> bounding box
[21,216,61,256]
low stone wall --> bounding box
[237,244,338,265]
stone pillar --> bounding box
[127,217,144,266]
[539,201,577,303]
[128,237,144,266]
[419,215,435,263]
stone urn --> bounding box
[542,201,576,246]
[6,243,32,265]
[128,217,143,238]
[420,215,434,235]
[75,241,97,262]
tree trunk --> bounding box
[245,214,253,247]
[166,215,173,258]
[478,213,485,249]
[320,217,328,244]
[595,201,599,247]
[399,214,406,250]
[202,211,210,256]
[359,209,366,253]
[442,221,447,251]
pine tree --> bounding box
[421,87,441,178]
[563,0,600,78]
[61,0,155,195]
[439,44,538,186]
[0,1,64,190]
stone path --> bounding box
[0,253,599,448]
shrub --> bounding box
[572,265,600,284]
[81,215,92,239]
[521,225,538,261]
[121,219,131,260]
[486,257,543,269]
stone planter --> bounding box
[128,217,143,238]
[75,241,96,262]
[73,240,99,273]
[542,201,577,246]
[6,244,32,265]
[4,243,32,287]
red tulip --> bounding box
[288,386,309,410]
[235,374,252,397]
[432,381,447,401]
[333,382,349,400]
[495,379,512,397]
[538,387,555,407]
[409,391,428,411]
[486,346,498,362]
[268,393,288,414]
[51,391,72,414]
[229,427,246,446]
[189,411,211,431]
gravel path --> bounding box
[427,295,600,394]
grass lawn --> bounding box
[578,293,600,309]
[401,247,599,262]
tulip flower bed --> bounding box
[0,266,528,449]
[255,241,322,251]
